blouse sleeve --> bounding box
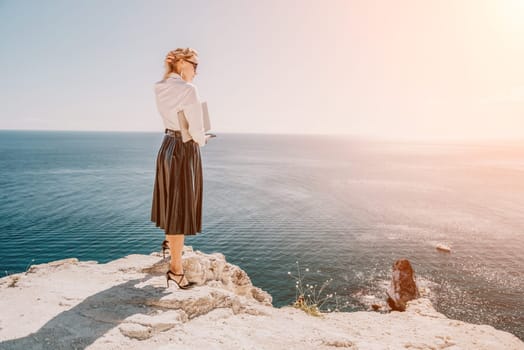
[179,84,206,147]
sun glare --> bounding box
[496,0,524,34]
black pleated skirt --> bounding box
[150,129,203,235]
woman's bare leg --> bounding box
[166,234,189,285]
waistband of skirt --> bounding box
[165,128,182,137]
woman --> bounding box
[151,47,211,289]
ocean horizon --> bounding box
[1,129,523,340]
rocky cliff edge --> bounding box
[0,246,522,350]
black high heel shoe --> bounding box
[162,240,169,259]
[165,270,196,289]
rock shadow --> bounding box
[0,276,171,349]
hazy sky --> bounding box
[1,0,523,140]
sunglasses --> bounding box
[183,59,198,72]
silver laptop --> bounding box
[202,101,211,132]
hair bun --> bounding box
[162,47,199,79]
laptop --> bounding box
[202,101,211,132]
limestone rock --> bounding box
[119,323,152,340]
[0,247,522,350]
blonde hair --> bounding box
[163,47,199,80]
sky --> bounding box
[1,0,523,141]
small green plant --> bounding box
[24,258,35,274]
[287,260,339,317]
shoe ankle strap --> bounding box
[168,270,184,276]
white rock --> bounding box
[119,323,152,340]
[0,245,521,350]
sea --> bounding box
[0,130,523,340]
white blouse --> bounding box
[153,72,207,146]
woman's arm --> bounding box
[179,84,207,146]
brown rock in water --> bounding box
[386,259,420,311]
